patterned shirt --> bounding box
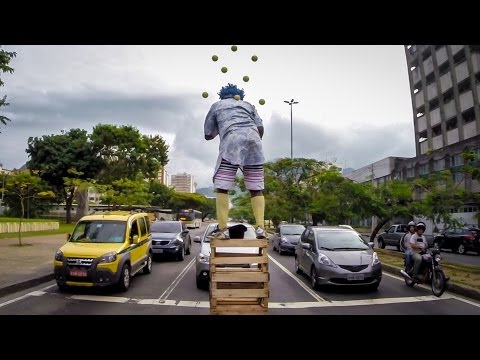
[204,98,265,166]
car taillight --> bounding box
[466,234,475,241]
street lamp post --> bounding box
[284,99,299,160]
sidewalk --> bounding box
[1,232,480,302]
[0,234,66,297]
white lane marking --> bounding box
[268,254,325,302]
[383,271,480,308]
[70,295,130,303]
[0,294,32,308]
[61,294,455,308]
[0,283,56,308]
[158,257,195,300]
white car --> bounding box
[193,222,260,289]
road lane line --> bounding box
[58,294,455,309]
[383,271,480,308]
[0,294,32,308]
[268,254,325,302]
[70,295,130,303]
[158,257,195,300]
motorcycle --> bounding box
[399,248,448,297]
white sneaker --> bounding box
[255,227,267,239]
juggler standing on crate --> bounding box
[204,83,267,240]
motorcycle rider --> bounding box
[409,221,429,282]
[402,221,417,271]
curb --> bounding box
[0,274,55,298]
[380,263,480,302]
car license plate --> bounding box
[70,269,87,277]
[347,274,364,281]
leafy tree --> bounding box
[101,178,152,208]
[0,46,16,132]
[91,124,169,183]
[3,170,55,245]
[168,192,208,214]
[26,129,104,223]
[149,180,175,208]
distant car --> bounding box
[433,228,480,255]
[150,220,191,261]
[295,226,382,291]
[377,224,434,251]
[272,223,305,255]
[194,222,259,289]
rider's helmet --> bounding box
[416,222,426,231]
[407,221,416,229]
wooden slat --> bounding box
[210,254,267,265]
[211,288,269,298]
[210,239,269,248]
[214,267,263,273]
[216,299,260,305]
[214,252,261,257]
[211,304,268,315]
[212,271,269,283]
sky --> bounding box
[0,45,416,189]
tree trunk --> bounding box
[65,188,75,224]
[370,217,391,242]
[18,196,24,247]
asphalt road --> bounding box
[1,224,480,315]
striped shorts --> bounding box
[214,159,264,191]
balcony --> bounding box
[459,91,474,112]
[464,121,478,140]
[432,134,443,150]
[455,61,469,83]
[430,107,441,126]
[444,100,457,119]
[412,67,421,85]
[447,128,459,145]
[426,82,437,100]
[440,71,452,93]
[417,115,427,132]
[423,56,434,76]
[420,139,429,155]
[415,90,424,107]
[436,47,448,66]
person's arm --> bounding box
[204,106,219,140]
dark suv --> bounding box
[433,228,480,255]
[150,220,192,260]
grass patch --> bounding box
[376,248,480,290]
[0,222,76,239]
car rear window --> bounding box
[151,222,182,233]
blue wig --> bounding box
[218,83,245,100]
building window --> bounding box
[451,154,464,167]
[434,158,445,171]
[462,108,476,124]
[414,88,419,94]
[438,62,450,76]
[410,45,417,54]
[418,130,427,142]
[429,97,439,110]
[457,78,471,93]
[453,49,466,64]
[420,164,429,175]
[446,118,457,131]
[425,72,435,85]
[432,125,442,137]
[443,88,454,103]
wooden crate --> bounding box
[209,238,269,315]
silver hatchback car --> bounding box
[295,226,382,291]
[194,222,259,289]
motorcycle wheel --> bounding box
[431,270,446,297]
